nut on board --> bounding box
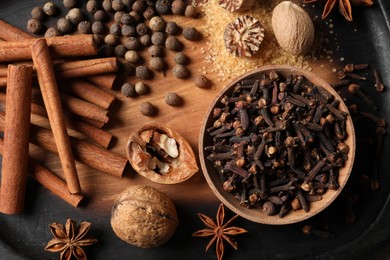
[126,124,198,184]
[271,1,314,55]
[111,185,179,248]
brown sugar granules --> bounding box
[197,0,311,82]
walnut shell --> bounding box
[271,1,314,55]
[111,185,179,248]
[127,123,198,184]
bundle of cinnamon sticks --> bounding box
[0,20,128,214]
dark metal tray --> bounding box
[1,0,390,259]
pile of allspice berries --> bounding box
[26,0,210,87]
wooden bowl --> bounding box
[199,65,356,225]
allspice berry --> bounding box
[129,11,142,22]
[66,8,83,24]
[115,45,127,57]
[135,81,149,95]
[183,27,200,41]
[93,34,104,47]
[174,52,188,65]
[121,82,137,97]
[78,21,91,34]
[31,7,46,20]
[57,18,72,34]
[98,44,114,57]
[45,27,60,37]
[112,0,125,11]
[165,92,183,106]
[148,45,163,57]
[151,32,165,46]
[184,5,197,18]
[149,16,165,32]
[125,50,140,63]
[156,0,172,15]
[165,36,182,51]
[102,0,113,12]
[122,0,134,8]
[110,23,121,36]
[143,6,156,20]
[171,0,186,15]
[105,34,118,46]
[140,102,158,116]
[121,25,136,37]
[86,0,99,13]
[139,34,152,47]
[165,21,180,35]
[63,0,78,9]
[121,13,133,25]
[94,10,106,22]
[148,57,165,71]
[27,18,44,34]
[136,65,152,80]
[172,64,190,79]
[124,37,141,50]
[43,2,57,16]
[194,75,211,88]
[114,11,125,23]
[92,21,105,34]
[132,0,147,13]
[136,23,148,36]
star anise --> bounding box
[45,219,98,260]
[304,0,373,22]
[192,203,248,260]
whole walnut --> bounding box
[111,185,179,248]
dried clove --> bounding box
[343,63,368,73]
[373,69,385,92]
[347,84,378,111]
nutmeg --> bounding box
[127,124,198,184]
[271,1,314,55]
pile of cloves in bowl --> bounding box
[205,70,351,218]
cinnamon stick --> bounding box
[60,80,116,109]
[87,74,118,90]
[0,138,84,207]
[0,35,97,62]
[81,118,106,129]
[0,58,117,78]
[65,117,113,148]
[29,160,85,207]
[55,57,118,79]
[0,58,118,87]
[0,93,112,148]
[0,20,33,41]
[31,88,110,125]
[31,38,81,194]
[0,112,127,177]
[60,93,110,124]
[0,65,32,214]
[0,77,6,88]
